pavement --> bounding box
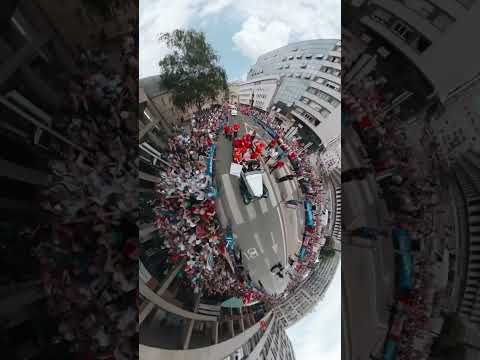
[214,113,304,296]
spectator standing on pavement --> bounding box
[277,174,297,183]
[269,160,285,174]
[265,147,278,164]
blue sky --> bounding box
[139,0,340,81]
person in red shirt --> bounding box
[233,138,242,149]
[233,123,240,138]
[269,160,284,174]
[267,137,278,150]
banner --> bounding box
[256,118,278,139]
[305,201,314,228]
[206,144,216,177]
[383,340,397,360]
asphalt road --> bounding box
[214,113,303,296]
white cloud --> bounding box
[140,0,340,77]
[287,262,341,360]
[232,17,291,60]
[217,0,341,60]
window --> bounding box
[315,54,324,59]
[455,0,475,9]
[391,20,414,40]
[371,8,392,25]
[305,54,312,59]
[288,55,294,60]
[296,54,302,59]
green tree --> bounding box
[158,30,228,111]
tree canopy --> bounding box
[158,30,228,111]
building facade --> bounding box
[451,150,480,328]
[228,81,241,104]
[238,76,281,112]
[289,40,341,146]
[247,39,339,107]
[275,253,340,328]
[343,0,480,113]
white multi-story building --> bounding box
[320,135,341,175]
[228,81,241,104]
[247,39,339,107]
[344,0,480,103]
[289,40,341,147]
[238,76,281,112]
[275,253,340,328]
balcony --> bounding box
[316,70,341,83]
[329,50,341,58]
[310,81,341,100]
[295,100,327,123]
[321,59,341,71]
[303,91,336,113]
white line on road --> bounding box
[259,198,269,214]
[221,174,245,225]
[254,233,264,254]
[276,206,287,266]
[270,232,278,254]
[216,196,228,229]
[263,172,278,208]
[245,202,257,221]
[264,257,271,269]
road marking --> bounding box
[245,201,257,221]
[259,198,269,214]
[276,206,287,266]
[216,197,229,229]
[262,171,278,208]
[269,232,278,254]
[264,257,271,269]
[254,233,264,254]
[221,174,245,225]
[246,247,259,259]
[272,243,278,254]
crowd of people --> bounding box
[151,105,267,305]
[343,65,451,359]
[32,28,139,360]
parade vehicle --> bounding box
[231,106,238,116]
[239,168,269,204]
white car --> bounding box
[231,108,238,116]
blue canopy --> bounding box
[225,230,235,252]
[305,201,314,228]
[392,228,413,290]
[383,340,397,360]
[392,227,411,253]
[398,252,413,291]
[298,246,307,260]
[222,297,244,308]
